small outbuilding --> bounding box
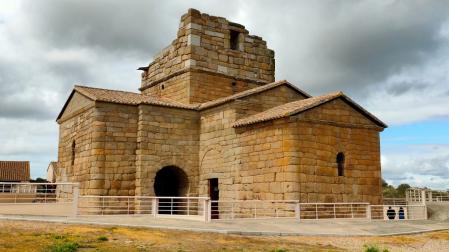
[0,161,30,182]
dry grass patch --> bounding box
[0,220,448,251]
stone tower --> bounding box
[139,8,276,104]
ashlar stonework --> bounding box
[56,9,387,204]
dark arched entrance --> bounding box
[154,166,189,214]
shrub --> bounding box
[52,235,65,240]
[364,244,389,252]
[48,241,79,252]
[97,235,108,242]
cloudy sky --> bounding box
[0,0,448,189]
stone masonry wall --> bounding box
[234,120,293,200]
[143,72,191,104]
[188,71,260,103]
[143,70,261,104]
[289,99,383,204]
[199,104,237,200]
[234,86,307,120]
[90,102,138,196]
[231,98,383,204]
[140,9,275,103]
[135,105,200,196]
[57,107,94,195]
[198,86,305,200]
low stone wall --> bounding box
[427,202,449,220]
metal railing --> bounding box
[210,200,370,220]
[0,182,79,217]
[210,200,298,219]
[406,188,449,203]
[0,183,429,222]
[370,205,427,220]
[383,198,407,205]
[210,200,427,221]
[299,203,369,220]
[0,182,78,203]
[77,195,210,221]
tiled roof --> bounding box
[74,85,197,109]
[198,80,311,110]
[0,161,30,182]
[232,91,387,128]
[60,80,310,119]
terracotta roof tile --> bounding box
[74,85,198,110]
[0,161,30,182]
[198,80,311,110]
[232,91,387,128]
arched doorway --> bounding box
[154,166,189,214]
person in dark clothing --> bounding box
[386,206,396,220]
[398,207,405,220]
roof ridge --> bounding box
[0,160,30,163]
[232,90,387,128]
[198,80,311,110]
[75,85,144,95]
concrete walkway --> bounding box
[1,214,448,236]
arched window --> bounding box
[71,141,76,166]
[336,152,345,176]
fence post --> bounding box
[295,202,301,221]
[203,198,210,222]
[71,184,79,218]
[366,204,371,220]
[152,198,158,217]
[421,189,426,204]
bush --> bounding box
[97,235,108,241]
[48,241,79,252]
[364,244,389,252]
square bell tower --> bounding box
[139,9,275,104]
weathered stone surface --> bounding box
[140,9,275,104]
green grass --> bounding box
[97,235,109,241]
[48,241,79,252]
[364,244,389,252]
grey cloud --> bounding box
[417,154,449,178]
[386,82,428,96]
[0,99,55,119]
[0,57,75,120]
[23,0,177,58]
[47,60,95,87]
[21,0,240,60]
[17,0,449,96]
[249,1,449,96]
[382,145,449,189]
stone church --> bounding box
[56,9,387,204]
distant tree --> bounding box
[396,184,411,197]
[30,177,49,183]
[381,179,411,198]
[381,178,388,187]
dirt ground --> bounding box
[0,220,448,252]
